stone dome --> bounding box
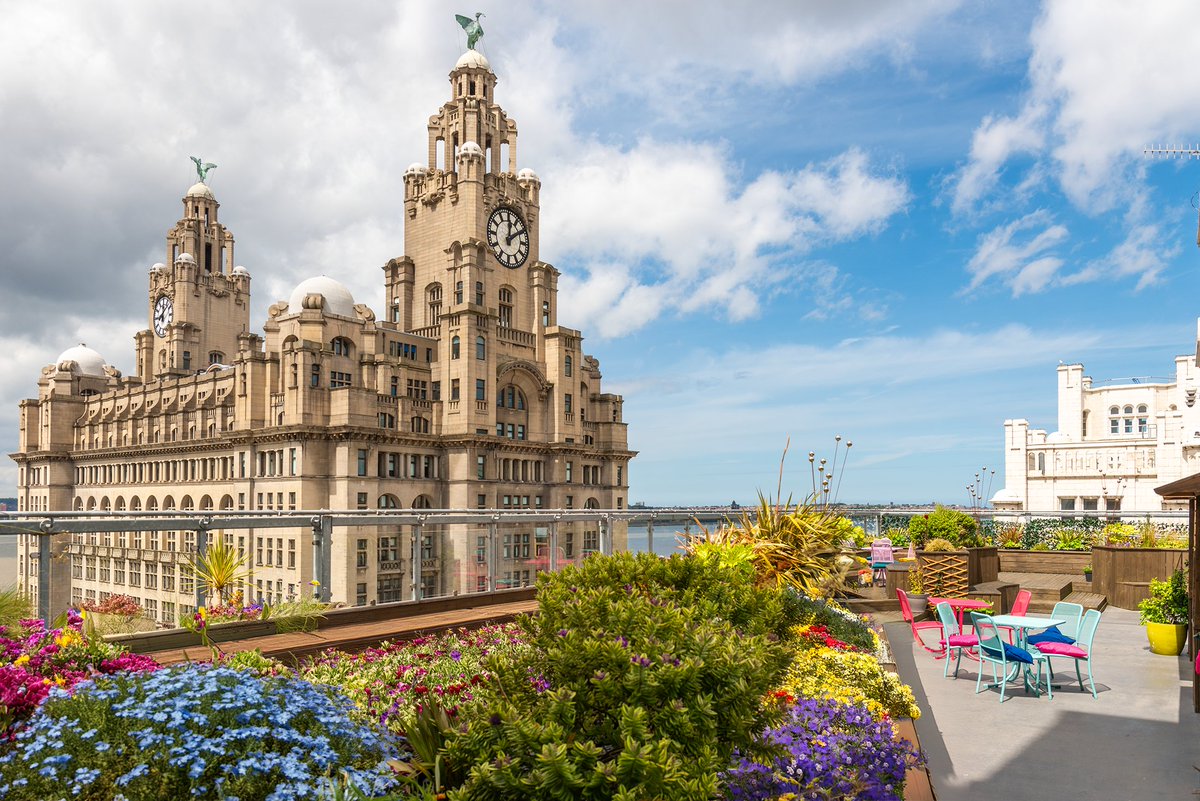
[55,343,108,378]
[458,141,483,159]
[176,252,195,265]
[232,265,249,276]
[1045,431,1072,444]
[288,275,357,318]
[404,163,428,178]
[455,50,491,71]
[186,182,214,199]
[149,262,167,273]
[517,168,539,182]
[990,488,1021,504]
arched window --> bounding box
[411,416,430,434]
[331,337,352,357]
[208,351,224,365]
[474,281,484,305]
[1123,405,1134,434]
[426,283,443,326]
[1137,404,1149,434]
[1037,453,1045,473]
[565,355,572,377]
[499,287,513,328]
[451,336,460,359]
[454,280,463,304]
[476,336,486,360]
[413,495,433,509]
[584,498,600,509]
[1109,406,1120,435]
[378,494,400,509]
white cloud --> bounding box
[951,0,1200,213]
[1063,223,1177,291]
[964,210,1068,296]
[548,143,910,336]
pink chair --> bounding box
[997,589,1032,644]
[898,588,945,656]
[869,538,895,585]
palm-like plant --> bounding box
[183,536,248,607]
[0,585,33,629]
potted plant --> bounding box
[906,566,929,616]
[1138,569,1189,656]
[1082,565,1092,583]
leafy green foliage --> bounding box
[907,506,977,549]
[1138,569,1189,625]
[922,538,958,553]
[781,591,877,653]
[441,553,792,800]
[0,586,32,630]
[182,537,249,607]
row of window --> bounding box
[358,450,439,479]
[71,448,300,489]
[1059,497,1122,512]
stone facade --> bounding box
[993,320,1200,513]
[11,50,635,623]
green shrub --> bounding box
[923,538,958,553]
[440,554,792,800]
[1138,569,1189,625]
[907,506,976,548]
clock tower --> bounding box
[136,180,251,382]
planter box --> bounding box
[998,549,1090,575]
[967,546,999,586]
[1092,546,1187,610]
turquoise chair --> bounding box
[936,601,978,679]
[1031,608,1101,698]
[971,612,1051,702]
[1047,601,1084,641]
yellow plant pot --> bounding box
[1146,622,1188,656]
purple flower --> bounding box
[557,629,568,638]
[721,698,923,801]
[614,636,629,649]
[630,654,653,668]
[449,649,462,662]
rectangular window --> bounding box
[431,381,441,401]
[1106,498,1122,512]
[357,539,368,568]
[162,567,175,592]
[451,379,460,401]
[310,364,321,387]
[1059,497,1076,511]
[1110,418,1119,434]
[516,424,525,440]
[357,449,368,476]
[128,561,141,587]
[455,280,463,304]
[288,539,296,569]
[356,492,369,510]
[330,371,352,388]
[496,422,505,437]
[145,563,157,590]
[378,576,403,603]
[477,493,487,508]
[476,379,486,401]
[565,461,573,483]
[564,393,573,413]
[356,583,368,606]
[1123,418,1133,433]
[616,466,623,486]
[182,351,191,370]
[565,495,573,509]
[1082,498,1098,511]
[477,455,486,479]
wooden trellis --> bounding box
[920,552,969,598]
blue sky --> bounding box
[3,1,1200,505]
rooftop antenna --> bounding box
[1144,145,1200,247]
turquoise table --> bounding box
[985,614,1065,697]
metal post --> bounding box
[646,515,655,557]
[310,515,332,603]
[487,520,498,592]
[37,520,53,624]
[194,523,209,611]
[549,519,559,573]
[601,514,612,556]
[410,523,422,602]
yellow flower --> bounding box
[14,654,30,668]
[198,607,208,620]
[310,580,321,587]
[54,675,66,687]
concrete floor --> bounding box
[887,607,1200,801]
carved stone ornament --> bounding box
[353,303,376,322]
[268,301,289,319]
[497,358,553,395]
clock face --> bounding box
[486,206,530,269]
[153,295,173,337]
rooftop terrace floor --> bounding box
[888,607,1200,800]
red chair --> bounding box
[997,589,1032,644]
[898,588,945,656]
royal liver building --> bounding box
[12,45,635,622]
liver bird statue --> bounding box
[456,12,484,50]
[190,156,217,183]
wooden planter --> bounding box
[967,546,999,586]
[998,549,1091,575]
[1091,546,1187,610]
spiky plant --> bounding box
[0,586,33,629]
[182,536,248,608]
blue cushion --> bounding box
[981,641,1034,664]
[1027,625,1075,646]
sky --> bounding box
[4,1,1200,506]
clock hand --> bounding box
[506,225,523,245]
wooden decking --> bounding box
[998,571,1107,611]
[145,598,539,666]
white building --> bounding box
[992,320,1200,513]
